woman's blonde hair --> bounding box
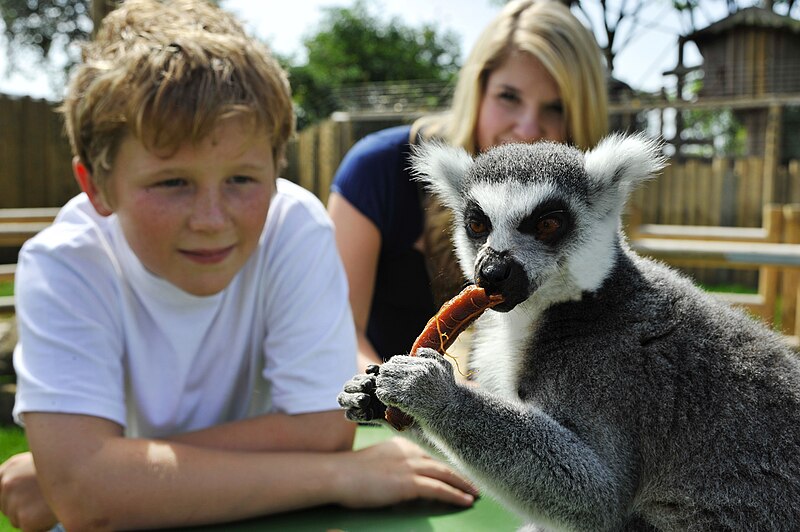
[414,0,608,152]
[60,0,295,188]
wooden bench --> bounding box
[0,207,59,248]
[0,208,59,313]
[628,204,800,346]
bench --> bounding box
[0,208,59,313]
[628,204,800,346]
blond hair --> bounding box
[60,0,295,188]
[414,0,608,152]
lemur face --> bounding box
[457,143,589,311]
[412,135,666,312]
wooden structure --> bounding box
[628,204,800,345]
[0,208,58,312]
[0,95,77,209]
[681,7,800,162]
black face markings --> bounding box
[465,200,491,239]
[517,199,572,245]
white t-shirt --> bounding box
[13,179,356,438]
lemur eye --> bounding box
[519,207,569,243]
[470,221,487,234]
[466,218,490,238]
[535,211,567,242]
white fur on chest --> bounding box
[471,305,540,402]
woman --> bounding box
[328,0,609,371]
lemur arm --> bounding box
[376,349,635,530]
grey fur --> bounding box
[339,134,800,531]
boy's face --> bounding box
[78,119,276,296]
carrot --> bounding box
[385,285,505,430]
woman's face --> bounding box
[476,52,567,152]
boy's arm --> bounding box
[24,412,475,531]
[167,409,354,452]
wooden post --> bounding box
[781,205,800,336]
[762,103,782,204]
[759,205,783,325]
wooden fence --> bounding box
[0,95,77,209]
[629,156,800,287]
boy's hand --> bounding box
[334,437,478,508]
[0,451,58,531]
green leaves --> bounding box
[285,0,461,128]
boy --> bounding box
[0,1,476,529]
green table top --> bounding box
[174,425,523,531]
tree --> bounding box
[286,0,461,128]
[0,0,93,89]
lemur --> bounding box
[338,134,800,531]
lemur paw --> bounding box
[338,365,387,423]
[375,348,456,419]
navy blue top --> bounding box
[331,125,436,360]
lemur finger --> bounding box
[342,373,376,393]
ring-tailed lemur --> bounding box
[338,134,800,531]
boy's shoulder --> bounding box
[23,194,110,253]
[273,178,332,229]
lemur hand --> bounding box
[375,348,456,421]
[338,365,388,423]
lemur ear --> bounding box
[410,141,473,210]
[584,133,667,196]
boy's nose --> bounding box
[189,190,228,231]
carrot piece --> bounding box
[385,285,504,430]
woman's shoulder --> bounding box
[341,125,413,167]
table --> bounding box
[169,425,523,531]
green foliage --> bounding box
[286,0,461,128]
[676,72,747,157]
[0,0,92,67]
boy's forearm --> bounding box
[167,410,354,453]
[25,413,352,530]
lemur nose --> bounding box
[481,260,511,284]
[477,250,513,293]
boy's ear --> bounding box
[72,157,113,217]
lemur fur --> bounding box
[339,134,800,531]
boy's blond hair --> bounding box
[414,0,608,152]
[60,0,295,188]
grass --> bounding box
[0,425,28,531]
[0,281,11,297]
[0,425,27,462]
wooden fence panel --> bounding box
[0,95,75,209]
[789,161,800,204]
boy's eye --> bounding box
[156,178,187,188]
[228,175,255,185]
